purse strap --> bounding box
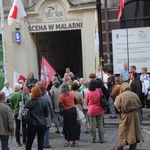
[98,88,103,96]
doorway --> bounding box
[36,30,83,78]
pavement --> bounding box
[3,108,150,150]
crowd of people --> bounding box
[0,64,149,150]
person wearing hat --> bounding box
[10,83,27,147]
[2,81,14,104]
[18,80,30,97]
[113,83,144,150]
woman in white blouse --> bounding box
[140,67,150,107]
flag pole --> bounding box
[97,0,103,67]
[0,0,8,81]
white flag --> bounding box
[7,0,26,26]
[14,71,26,85]
[94,10,99,55]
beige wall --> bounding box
[3,0,101,86]
[2,19,39,86]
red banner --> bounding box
[40,56,56,88]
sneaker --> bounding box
[16,142,22,147]
[84,130,90,134]
[55,131,60,134]
[23,142,26,147]
[61,133,64,137]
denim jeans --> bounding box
[0,135,9,150]
[109,97,117,117]
[137,108,143,126]
[43,127,50,147]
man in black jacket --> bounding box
[130,72,143,127]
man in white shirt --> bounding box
[95,65,104,80]
[2,81,14,103]
[103,67,109,89]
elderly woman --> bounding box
[50,80,61,134]
[59,82,77,147]
[71,82,84,141]
[25,87,49,150]
[113,83,144,150]
[10,83,27,147]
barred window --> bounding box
[120,0,150,28]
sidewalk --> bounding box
[104,108,150,126]
[6,108,150,150]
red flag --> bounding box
[118,0,126,19]
[14,71,26,84]
[7,0,26,26]
[40,56,56,88]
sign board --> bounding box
[43,3,65,22]
[112,27,150,74]
[28,22,83,32]
[15,32,21,43]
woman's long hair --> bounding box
[61,82,69,96]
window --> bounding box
[120,0,150,28]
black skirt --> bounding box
[63,107,77,141]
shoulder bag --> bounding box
[98,88,110,110]
[22,108,32,124]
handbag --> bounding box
[98,88,110,110]
[75,105,86,125]
[22,108,32,124]
[17,94,24,120]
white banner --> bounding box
[112,27,150,74]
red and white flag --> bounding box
[118,0,126,19]
[40,56,56,88]
[14,71,26,84]
[7,0,26,26]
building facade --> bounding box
[0,0,150,87]
[0,0,119,85]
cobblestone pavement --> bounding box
[3,108,150,150]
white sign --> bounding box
[28,22,83,32]
[112,27,150,74]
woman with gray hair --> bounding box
[59,82,77,147]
